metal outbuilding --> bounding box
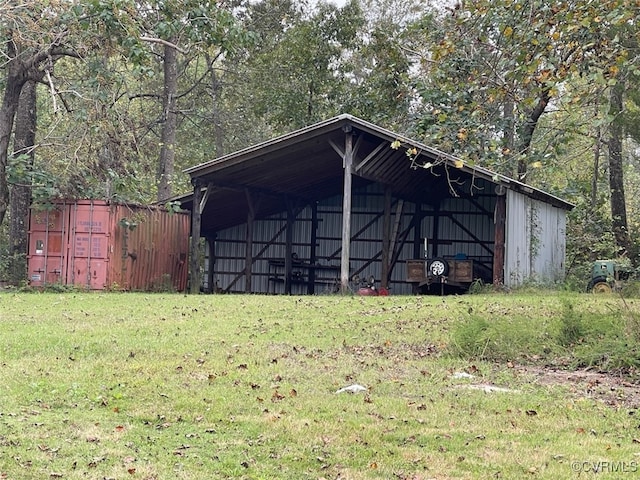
[178,114,573,294]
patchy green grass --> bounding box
[1,292,640,479]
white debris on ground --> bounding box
[450,372,518,393]
[335,384,368,394]
[461,384,519,394]
[451,372,476,379]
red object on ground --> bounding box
[358,287,379,296]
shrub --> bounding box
[557,300,584,347]
[448,312,553,363]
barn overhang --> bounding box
[176,114,574,293]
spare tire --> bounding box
[428,258,450,277]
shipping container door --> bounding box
[67,202,110,289]
[27,208,67,286]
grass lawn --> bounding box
[1,291,640,479]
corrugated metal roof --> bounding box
[177,114,573,234]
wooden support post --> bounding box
[340,127,354,293]
[309,202,318,294]
[244,189,255,293]
[493,190,506,287]
[389,199,404,264]
[412,204,424,259]
[381,187,392,289]
[285,201,294,294]
[189,180,203,294]
[432,202,441,257]
[206,236,215,293]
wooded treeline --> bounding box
[1,0,638,286]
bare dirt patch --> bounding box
[515,365,640,409]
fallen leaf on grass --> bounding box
[88,456,106,468]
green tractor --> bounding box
[586,260,633,293]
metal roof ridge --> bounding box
[184,115,352,175]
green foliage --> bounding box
[0,221,9,281]
[339,0,430,129]
[573,337,640,372]
[238,1,366,130]
[449,312,553,363]
[449,295,640,375]
[467,278,491,294]
[557,300,584,347]
[414,0,639,177]
[449,315,491,358]
[8,154,60,201]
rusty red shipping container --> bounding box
[27,200,190,291]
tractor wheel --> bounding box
[587,276,612,294]
[586,276,606,293]
[591,282,613,294]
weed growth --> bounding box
[557,300,584,347]
[448,309,554,363]
[450,294,640,375]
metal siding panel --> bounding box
[505,190,530,287]
[437,196,495,260]
[504,190,567,287]
[529,200,567,283]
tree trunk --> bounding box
[608,80,630,254]
[8,80,37,285]
[516,88,550,181]
[0,54,27,227]
[503,96,515,177]
[591,99,602,209]
[157,41,178,202]
[0,36,48,228]
[207,56,225,157]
